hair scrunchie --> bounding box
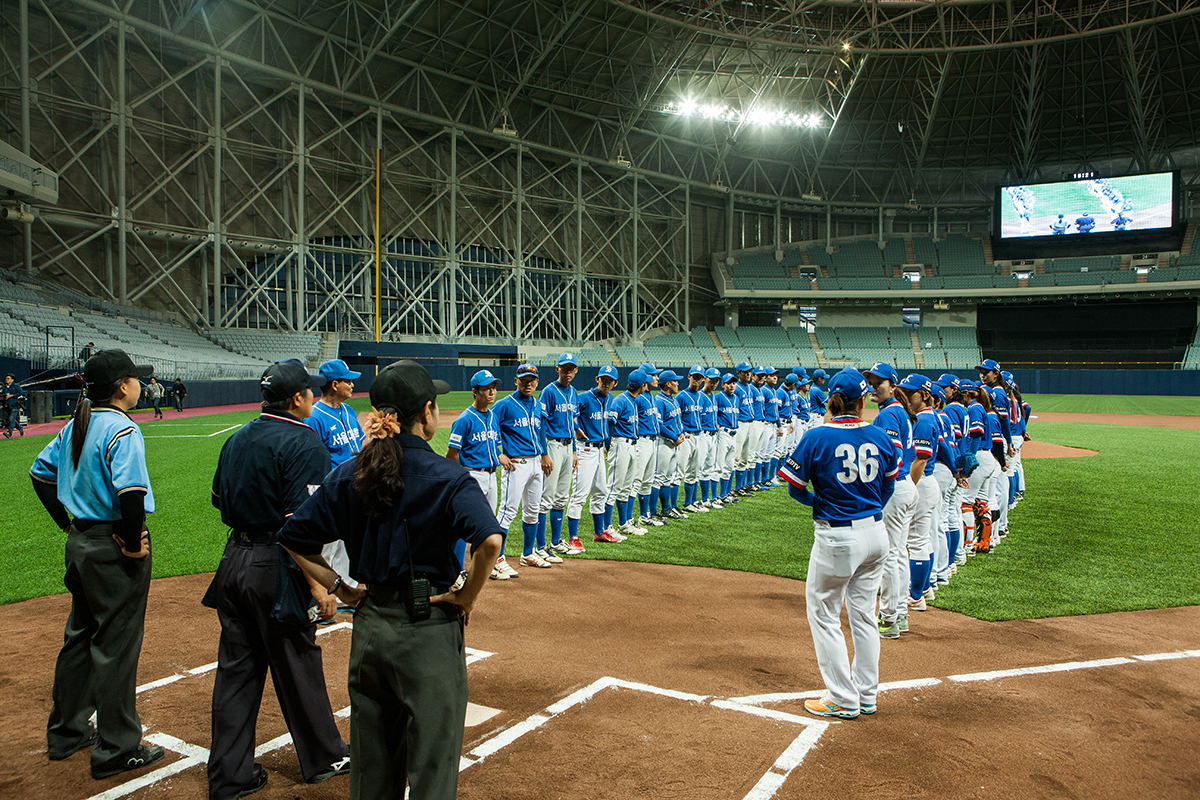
[364,410,402,440]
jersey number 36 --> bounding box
[834,443,881,484]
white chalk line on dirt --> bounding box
[134,621,493,695]
[729,649,1200,706]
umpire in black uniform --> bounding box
[279,360,504,800]
[204,359,350,799]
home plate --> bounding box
[466,703,501,727]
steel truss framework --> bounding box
[2,0,1200,338]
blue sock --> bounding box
[685,483,695,507]
[536,513,547,550]
[649,487,661,515]
[1008,474,1017,504]
[947,527,960,561]
[771,458,779,481]
[608,503,619,526]
[549,510,564,545]
[736,470,745,490]
[567,516,579,542]
[700,481,709,502]
[603,504,612,529]
[720,478,729,497]
[639,494,649,518]
[522,521,537,556]
[593,513,605,537]
[909,559,923,600]
[669,485,679,510]
[626,497,637,523]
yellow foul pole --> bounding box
[375,147,381,348]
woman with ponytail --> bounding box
[29,350,165,779]
[279,360,504,800]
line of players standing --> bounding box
[444,353,851,579]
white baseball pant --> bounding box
[991,458,1011,533]
[757,421,774,465]
[930,463,955,580]
[774,424,790,459]
[568,444,608,518]
[653,438,679,489]
[879,476,916,625]
[633,437,656,496]
[605,437,637,505]
[468,468,499,517]
[679,434,700,484]
[1012,435,1025,492]
[733,421,756,471]
[540,439,574,513]
[807,516,888,710]
[717,429,736,480]
[498,458,544,527]
[909,473,939,565]
[699,431,719,483]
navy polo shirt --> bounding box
[211,410,331,534]
[277,434,504,588]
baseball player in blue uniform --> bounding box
[715,374,740,504]
[938,374,971,563]
[932,377,967,579]
[698,368,721,509]
[606,370,647,538]
[448,369,512,579]
[779,367,899,719]
[895,374,940,613]
[633,365,663,526]
[1002,371,1029,506]
[1075,212,1096,233]
[31,350,163,779]
[767,369,788,485]
[960,381,999,553]
[758,368,780,489]
[732,363,756,496]
[653,370,687,521]
[569,365,620,545]
[495,364,552,571]
[978,360,1014,544]
[864,362,917,639]
[540,353,580,558]
[748,368,770,490]
[678,367,706,513]
[809,368,829,421]
[306,359,367,600]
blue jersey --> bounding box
[943,402,968,441]
[760,385,777,423]
[781,389,794,419]
[911,409,939,477]
[31,407,156,521]
[795,391,810,422]
[987,410,1004,445]
[305,400,366,468]
[540,381,579,442]
[779,417,900,523]
[873,398,913,473]
[734,382,754,422]
[986,385,1012,443]
[575,388,611,443]
[715,391,739,429]
[608,391,639,439]
[698,391,718,432]
[1009,394,1026,436]
[677,389,703,434]
[935,410,958,472]
[494,392,544,457]
[635,391,661,437]
[749,384,765,421]
[964,401,987,454]
[809,385,828,414]
[448,406,501,469]
[656,392,683,440]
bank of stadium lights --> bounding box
[663,100,823,129]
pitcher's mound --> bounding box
[1022,440,1098,458]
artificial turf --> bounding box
[5,397,1198,623]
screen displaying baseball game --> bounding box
[997,172,1175,239]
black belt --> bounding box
[368,583,454,607]
[469,466,497,474]
[231,530,275,544]
[703,430,717,436]
[548,437,572,445]
[71,519,114,536]
[613,436,636,443]
[827,513,883,528]
[583,441,605,446]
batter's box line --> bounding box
[727,649,1200,706]
[134,622,494,695]
[459,676,833,800]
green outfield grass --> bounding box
[5,405,1198,622]
[1023,394,1200,416]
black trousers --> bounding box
[203,541,347,800]
[348,589,467,800]
[47,524,151,766]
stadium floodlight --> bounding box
[662,101,824,129]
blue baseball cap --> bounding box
[319,359,362,384]
[812,368,827,380]
[929,382,947,401]
[1000,370,1016,387]
[658,370,681,383]
[800,375,812,386]
[721,373,736,384]
[598,365,619,380]
[751,366,766,375]
[937,373,961,388]
[704,367,721,379]
[689,364,705,376]
[783,374,798,385]
[628,369,649,386]
[898,373,934,393]
[792,366,807,377]
[976,358,1001,372]
[470,369,502,388]
[516,363,539,378]
[864,362,899,384]
[958,379,977,390]
[557,352,578,367]
[639,362,660,375]
[736,361,752,372]
[828,368,869,401]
